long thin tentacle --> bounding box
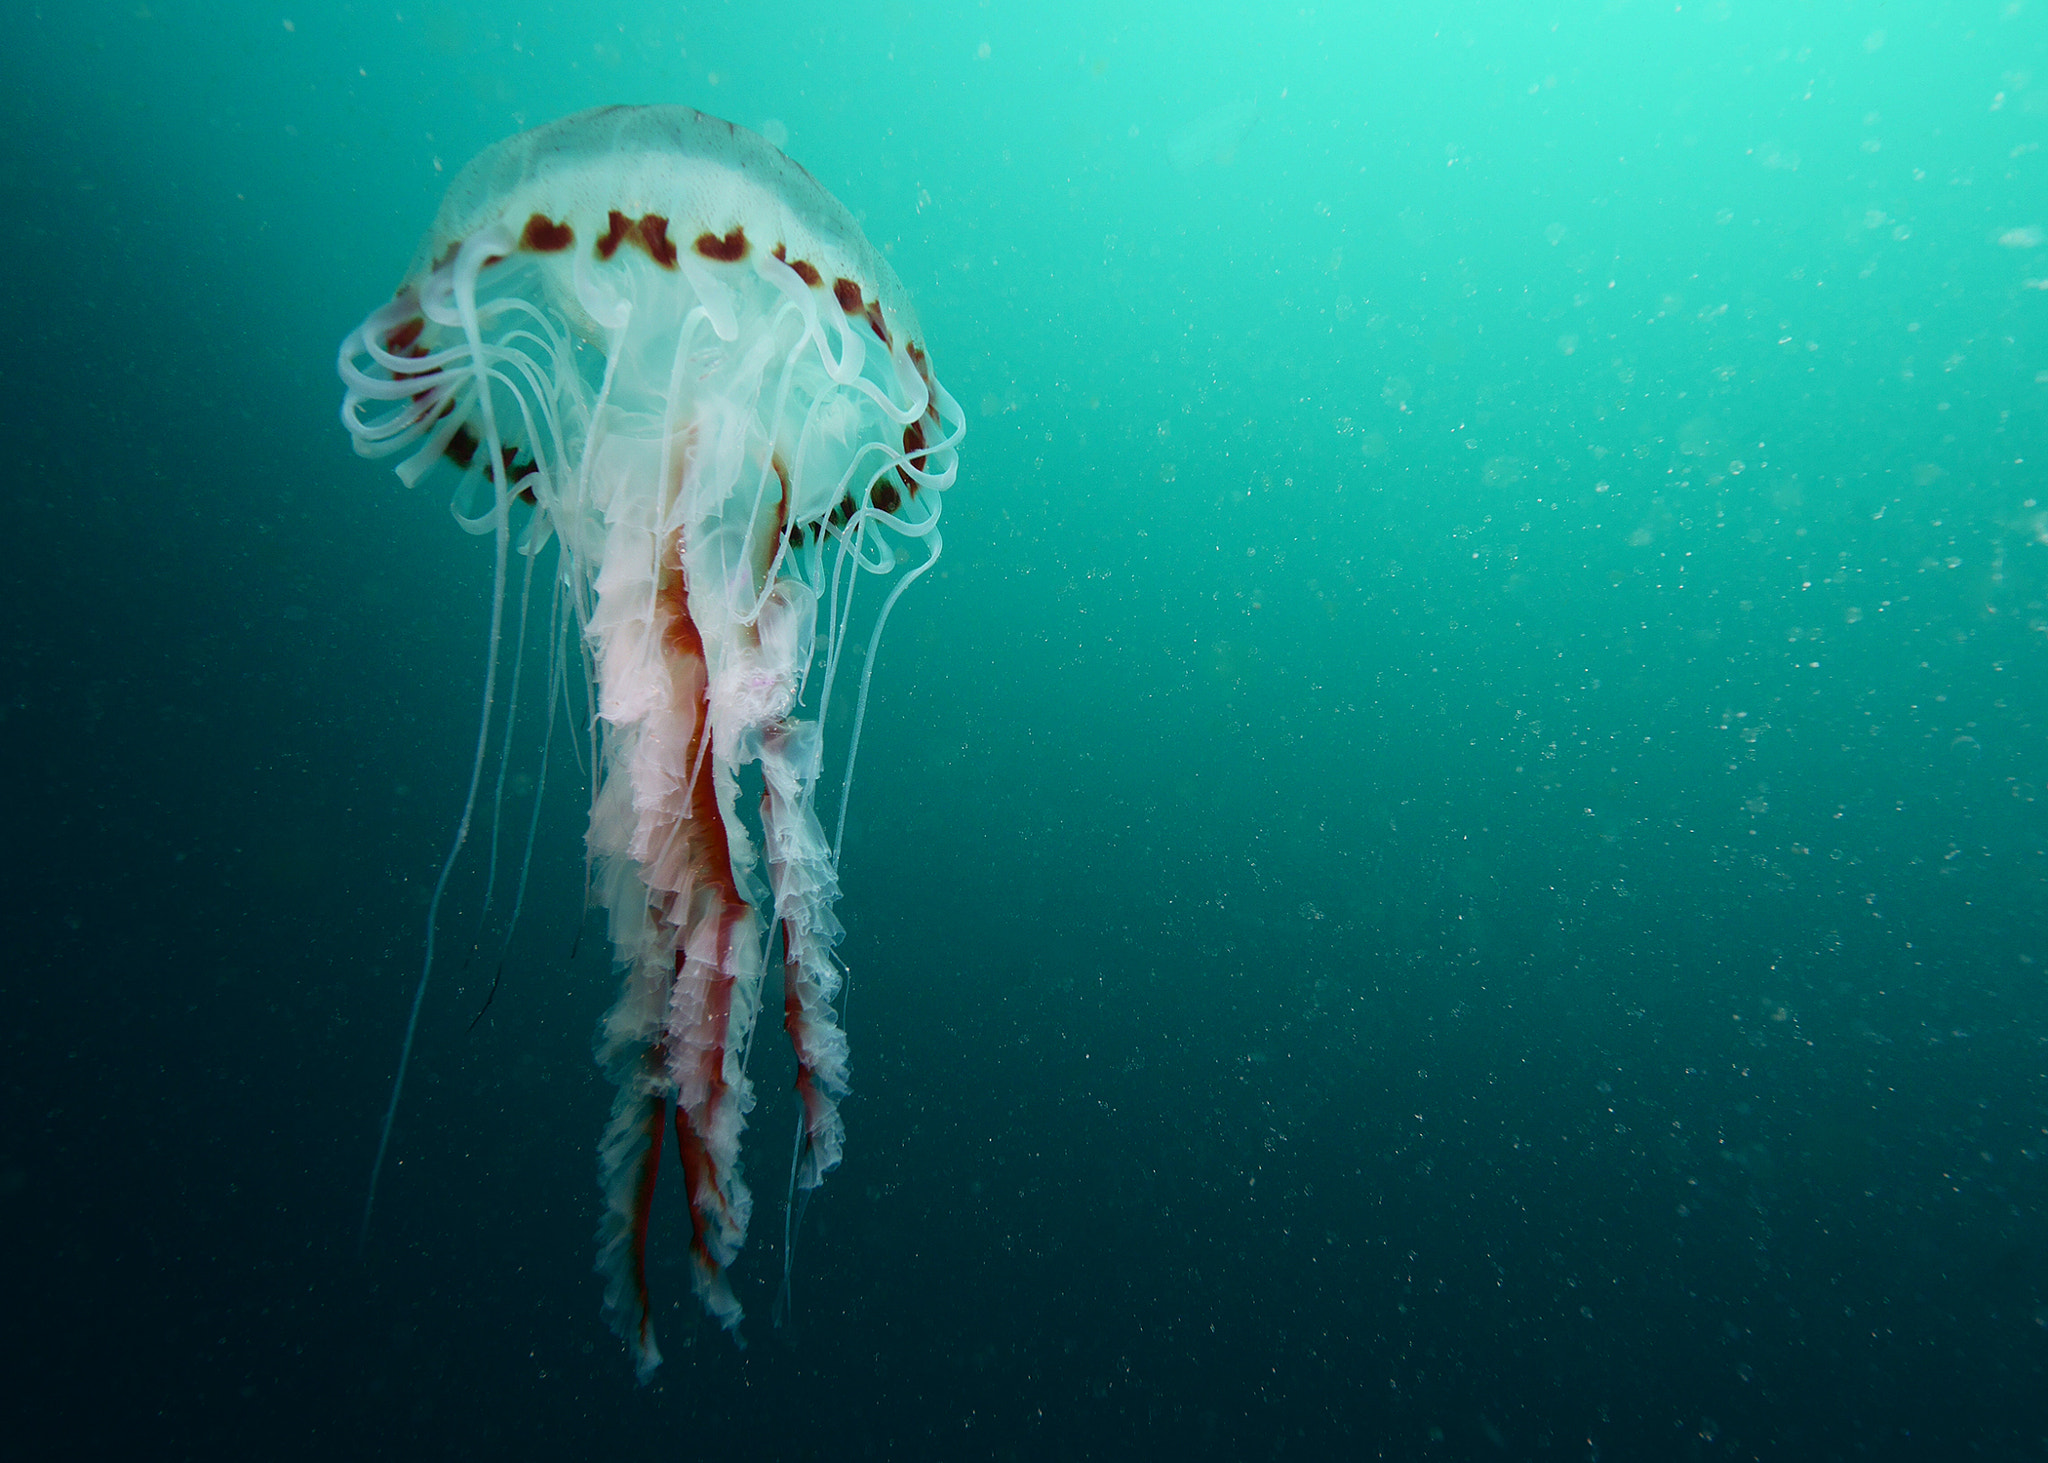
[359,233,519,1253]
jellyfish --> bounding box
[337,106,963,1377]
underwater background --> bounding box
[5,1,2047,1458]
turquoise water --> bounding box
[5,2,2046,1457]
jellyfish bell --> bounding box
[337,106,962,1378]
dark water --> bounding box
[6,3,2048,1458]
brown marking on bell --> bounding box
[384,317,426,353]
[869,479,901,515]
[634,214,679,267]
[516,484,538,506]
[445,424,481,469]
[500,445,542,485]
[863,300,889,346]
[432,240,461,272]
[830,493,854,527]
[520,214,574,252]
[597,210,632,260]
[772,244,813,280]
[693,226,748,262]
[832,277,863,313]
[898,419,928,496]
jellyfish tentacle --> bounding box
[356,229,521,1256]
[834,529,942,860]
[476,519,545,920]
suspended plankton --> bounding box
[337,106,963,1377]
